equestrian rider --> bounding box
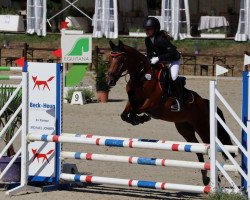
[143,17,183,112]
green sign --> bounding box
[61,31,92,63]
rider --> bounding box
[143,17,183,112]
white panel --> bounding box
[28,62,58,178]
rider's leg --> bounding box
[169,60,183,112]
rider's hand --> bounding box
[150,57,159,64]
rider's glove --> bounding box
[150,57,159,64]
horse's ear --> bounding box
[109,40,116,50]
[118,40,124,47]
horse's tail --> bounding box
[204,99,236,159]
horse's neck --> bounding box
[125,51,150,80]
[127,59,147,80]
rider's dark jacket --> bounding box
[145,30,180,62]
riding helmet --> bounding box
[143,17,160,31]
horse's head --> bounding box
[107,40,127,87]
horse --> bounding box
[106,40,235,186]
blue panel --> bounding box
[105,139,124,147]
[242,71,248,190]
[28,175,56,183]
[55,63,62,185]
[137,157,156,165]
[23,62,28,72]
[137,180,157,189]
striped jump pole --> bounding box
[62,133,239,154]
[0,67,22,80]
[0,75,22,80]
[61,151,237,172]
[28,134,209,154]
[63,133,209,145]
[60,173,211,194]
[0,66,22,71]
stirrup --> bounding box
[171,99,181,112]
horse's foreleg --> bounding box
[120,101,140,125]
[136,98,152,123]
[121,101,150,125]
[121,101,132,122]
[122,90,143,125]
[137,98,152,113]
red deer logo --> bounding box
[32,76,55,90]
[32,148,54,163]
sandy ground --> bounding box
[0,73,243,200]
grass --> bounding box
[0,33,249,76]
[207,192,248,200]
[0,33,60,44]
[1,33,249,53]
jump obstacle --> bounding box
[0,66,22,80]
[1,62,250,198]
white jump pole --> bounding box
[60,173,211,194]
[61,151,237,172]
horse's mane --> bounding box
[123,45,150,66]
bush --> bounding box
[95,62,110,92]
[93,52,110,92]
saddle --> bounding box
[155,64,192,103]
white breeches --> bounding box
[169,60,180,81]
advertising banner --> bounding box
[27,62,62,182]
[61,30,92,63]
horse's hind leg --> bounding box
[175,122,210,186]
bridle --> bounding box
[109,51,128,78]
[108,50,151,85]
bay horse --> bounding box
[106,40,235,186]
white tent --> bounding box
[235,0,250,41]
[27,0,47,36]
[93,0,118,38]
[161,0,191,40]
[26,0,250,41]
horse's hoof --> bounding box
[129,115,141,125]
[141,114,151,122]
[121,113,129,122]
[131,118,140,126]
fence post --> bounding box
[23,43,28,61]
[210,80,218,192]
[247,71,250,198]
[0,47,2,65]
[94,45,99,71]
[242,71,249,190]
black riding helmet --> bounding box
[143,17,160,32]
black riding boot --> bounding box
[170,77,184,112]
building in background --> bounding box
[0,0,249,41]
